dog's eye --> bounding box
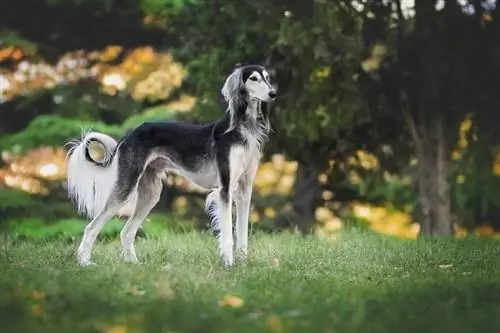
[249,76,258,81]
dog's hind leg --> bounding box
[120,167,163,263]
[77,193,123,266]
[77,158,142,266]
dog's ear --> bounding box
[221,67,244,103]
[222,67,248,133]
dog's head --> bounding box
[221,65,276,103]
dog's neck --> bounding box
[246,97,260,119]
[225,95,270,148]
[239,97,270,149]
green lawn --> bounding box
[1,230,500,333]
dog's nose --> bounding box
[268,90,277,99]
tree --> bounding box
[359,0,500,235]
[157,0,403,233]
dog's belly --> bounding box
[169,164,219,190]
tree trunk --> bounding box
[406,111,453,236]
[291,162,321,234]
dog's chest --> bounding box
[230,140,260,175]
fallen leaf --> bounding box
[271,258,280,267]
[155,281,175,300]
[128,286,146,296]
[219,295,244,308]
[266,314,284,333]
[104,325,127,333]
[29,291,45,300]
[31,303,44,317]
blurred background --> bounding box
[1,0,500,243]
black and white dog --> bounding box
[66,65,276,267]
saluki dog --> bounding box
[66,65,276,267]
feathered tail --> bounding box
[205,189,221,237]
[66,131,119,219]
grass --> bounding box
[1,229,500,333]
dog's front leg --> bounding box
[234,185,251,261]
[235,158,259,261]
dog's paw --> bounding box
[78,260,97,267]
[235,249,248,264]
[121,252,141,264]
[221,256,235,268]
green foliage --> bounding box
[0,189,46,223]
[355,170,416,210]
[165,1,369,162]
[1,231,500,333]
[449,136,500,227]
[0,105,178,153]
[0,29,37,54]
[42,0,198,17]
[7,213,196,241]
[141,0,199,16]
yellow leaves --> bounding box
[353,201,499,240]
[345,150,379,172]
[454,224,500,239]
[372,44,388,58]
[314,207,343,239]
[352,203,418,239]
[348,170,361,185]
[31,303,44,317]
[100,314,144,333]
[27,290,45,317]
[0,46,24,62]
[451,149,462,161]
[493,152,500,176]
[454,225,468,238]
[1,146,67,194]
[456,174,466,184]
[356,150,379,171]
[474,225,495,237]
[361,43,388,73]
[254,155,298,200]
[164,94,197,112]
[266,314,285,333]
[104,325,128,333]
[219,295,244,308]
[315,207,333,221]
[310,67,331,83]
[361,58,381,72]
[127,46,156,65]
[454,114,473,154]
[1,43,188,104]
[322,190,333,201]
[99,45,123,62]
[264,207,277,218]
[250,210,260,223]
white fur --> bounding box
[245,70,274,102]
[218,145,246,266]
[68,66,274,268]
[66,132,120,219]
